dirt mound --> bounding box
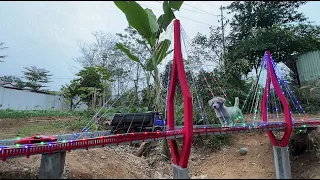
[189,132,275,179]
[65,148,152,179]
[0,155,41,179]
[0,147,153,179]
[188,132,320,179]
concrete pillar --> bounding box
[172,164,189,179]
[39,151,66,179]
[273,146,292,179]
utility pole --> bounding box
[220,5,226,70]
[220,5,226,56]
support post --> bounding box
[273,146,292,179]
[39,151,66,179]
[172,164,189,179]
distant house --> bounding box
[295,51,320,86]
[0,82,15,88]
[0,82,54,95]
[0,82,87,111]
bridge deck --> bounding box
[0,119,319,161]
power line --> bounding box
[139,3,215,27]
[182,2,220,17]
[0,74,76,80]
[177,15,214,27]
[201,1,220,9]
[154,1,220,17]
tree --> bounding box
[75,32,119,67]
[114,0,182,112]
[227,24,320,74]
[160,61,173,96]
[22,66,52,91]
[61,79,82,110]
[104,49,132,100]
[225,1,320,75]
[75,32,131,102]
[0,75,25,88]
[74,66,113,109]
[227,1,308,43]
[114,1,184,158]
[116,26,151,105]
[0,42,8,62]
[61,66,113,110]
[192,27,229,70]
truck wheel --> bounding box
[128,129,136,133]
[153,127,162,132]
[114,129,125,134]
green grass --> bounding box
[16,121,69,137]
[0,109,95,138]
[0,109,109,139]
[0,109,85,119]
[65,114,106,132]
[7,115,105,138]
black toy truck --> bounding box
[108,112,166,134]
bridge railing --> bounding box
[0,119,319,161]
[0,130,184,161]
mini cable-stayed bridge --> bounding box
[1,19,320,179]
[0,119,319,161]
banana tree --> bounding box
[114,1,183,112]
[114,1,183,158]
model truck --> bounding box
[107,112,166,134]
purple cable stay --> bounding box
[269,56,307,120]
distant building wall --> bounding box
[0,87,87,111]
[296,51,320,86]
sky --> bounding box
[0,1,320,91]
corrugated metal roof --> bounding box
[0,82,15,87]
[296,51,320,85]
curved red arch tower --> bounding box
[261,51,293,147]
[167,19,193,168]
[261,51,293,179]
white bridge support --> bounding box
[273,146,292,179]
[172,164,189,179]
[38,151,66,179]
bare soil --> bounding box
[0,116,320,179]
[0,116,78,139]
[0,116,76,128]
